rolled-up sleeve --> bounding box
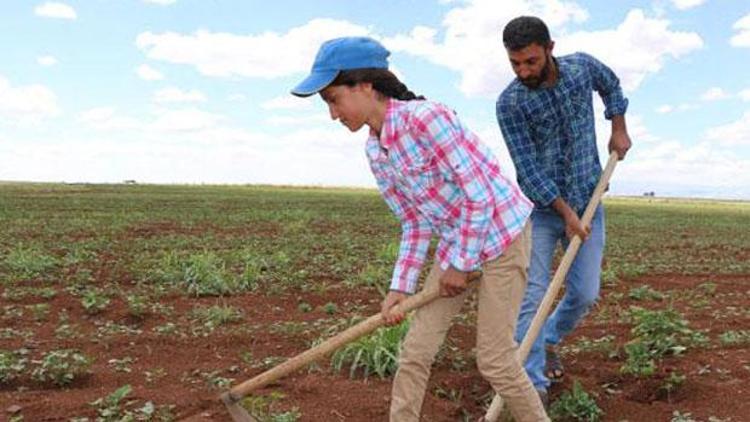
[579,52,628,119]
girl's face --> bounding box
[320,83,376,132]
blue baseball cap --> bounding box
[291,36,390,97]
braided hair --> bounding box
[331,68,425,101]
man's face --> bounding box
[507,42,553,89]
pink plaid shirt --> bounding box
[367,99,533,294]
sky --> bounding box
[1,0,749,200]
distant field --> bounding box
[0,183,748,421]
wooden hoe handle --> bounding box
[483,151,620,421]
[221,270,482,405]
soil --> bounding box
[1,267,749,421]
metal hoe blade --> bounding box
[221,391,259,422]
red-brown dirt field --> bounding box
[2,270,749,421]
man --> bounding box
[495,16,631,403]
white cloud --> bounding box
[261,95,315,110]
[78,107,140,131]
[705,111,750,147]
[656,105,673,114]
[700,87,730,101]
[739,89,750,102]
[730,13,750,48]
[0,76,60,123]
[37,55,58,66]
[153,87,206,103]
[266,114,331,126]
[135,18,370,79]
[136,64,164,81]
[143,0,177,5]
[227,93,247,102]
[34,2,77,19]
[384,4,701,97]
[149,108,224,132]
[671,0,706,10]
[555,9,703,92]
[383,0,588,98]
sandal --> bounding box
[545,346,564,383]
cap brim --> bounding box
[290,70,339,97]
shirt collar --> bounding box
[371,98,399,150]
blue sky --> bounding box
[1,0,749,199]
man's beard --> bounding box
[521,55,551,89]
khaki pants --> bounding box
[390,224,549,422]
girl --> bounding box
[292,36,548,422]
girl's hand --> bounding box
[439,267,468,297]
[381,291,408,326]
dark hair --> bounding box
[502,16,551,51]
[331,68,425,101]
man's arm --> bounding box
[610,114,631,160]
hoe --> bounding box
[220,270,482,421]
[482,151,621,421]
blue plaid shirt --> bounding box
[496,52,628,213]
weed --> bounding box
[190,304,243,331]
[321,302,338,315]
[154,251,258,296]
[0,349,28,383]
[26,303,50,321]
[81,288,111,314]
[108,356,135,373]
[331,318,409,379]
[719,330,750,346]
[549,381,603,421]
[31,349,92,386]
[659,371,686,402]
[297,302,313,313]
[126,294,150,318]
[562,335,618,359]
[3,246,58,279]
[89,384,176,421]
[627,285,664,301]
[671,410,698,422]
[241,392,302,422]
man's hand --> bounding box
[609,115,631,160]
[552,197,590,241]
[381,291,408,326]
[439,266,469,297]
[563,211,590,241]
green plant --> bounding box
[719,329,750,346]
[126,294,150,318]
[241,392,301,422]
[89,384,175,421]
[659,371,686,402]
[81,288,111,314]
[3,246,58,278]
[190,304,243,331]
[27,303,50,321]
[31,349,92,386]
[671,410,698,422]
[0,349,28,383]
[297,302,313,313]
[627,285,664,301]
[331,318,409,379]
[620,342,656,377]
[154,251,257,297]
[321,302,338,315]
[549,381,603,421]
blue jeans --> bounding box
[514,204,605,390]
